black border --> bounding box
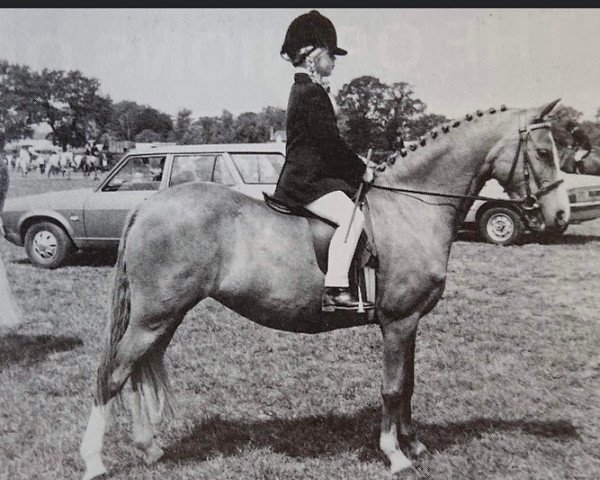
[1,3,595,8]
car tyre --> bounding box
[24,222,72,269]
[478,207,524,246]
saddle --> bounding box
[263,193,378,308]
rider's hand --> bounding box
[362,165,375,183]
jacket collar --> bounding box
[294,72,312,84]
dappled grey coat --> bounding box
[272,72,366,208]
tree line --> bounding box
[0,60,287,151]
[1,59,599,154]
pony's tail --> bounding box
[130,347,176,424]
[95,208,138,406]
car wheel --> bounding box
[24,222,73,269]
[478,207,524,246]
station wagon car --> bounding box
[1,143,286,268]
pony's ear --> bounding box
[536,98,561,120]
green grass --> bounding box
[1,176,599,479]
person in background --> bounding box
[60,145,74,178]
[17,145,31,176]
[566,120,592,174]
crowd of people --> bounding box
[2,142,110,180]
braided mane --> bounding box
[384,105,510,166]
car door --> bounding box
[83,154,167,246]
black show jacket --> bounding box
[272,73,366,208]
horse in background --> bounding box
[560,146,600,175]
[46,151,63,177]
[0,160,22,329]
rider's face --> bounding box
[314,49,336,77]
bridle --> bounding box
[369,119,564,212]
[504,120,564,211]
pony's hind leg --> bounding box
[81,319,174,480]
[130,320,181,465]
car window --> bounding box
[170,154,235,186]
[213,156,236,185]
[104,156,166,192]
[230,153,284,184]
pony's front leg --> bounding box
[380,314,426,473]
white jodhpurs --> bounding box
[305,190,365,288]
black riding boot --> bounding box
[322,287,375,312]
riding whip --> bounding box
[344,148,372,243]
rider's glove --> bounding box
[362,165,375,183]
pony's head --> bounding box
[487,99,570,233]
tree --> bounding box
[108,100,173,142]
[336,76,390,151]
[233,112,269,143]
[406,113,449,139]
[28,67,113,148]
[181,124,205,145]
[259,106,286,134]
[335,75,445,152]
[135,107,172,139]
[134,129,162,143]
[0,61,38,149]
[109,101,141,141]
[173,108,193,143]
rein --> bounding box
[369,121,563,210]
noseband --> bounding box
[505,121,564,211]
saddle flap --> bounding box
[263,192,377,273]
[263,192,336,226]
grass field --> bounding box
[1,175,599,479]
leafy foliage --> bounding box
[108,101,172,141]
[134,129,162,143]
[0,60,113,148]
[335,76,448,152]
[178,107,286,145]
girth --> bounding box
[263,193,378,274]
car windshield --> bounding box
[230,153,284,184]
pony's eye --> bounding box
[537,148,551,158]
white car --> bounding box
[463,173,600,245]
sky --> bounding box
[1,8,599,121]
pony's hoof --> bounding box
[143,444,164,465]
[411,440,428,457]
[389,453,413,474]
[82,462,107,480]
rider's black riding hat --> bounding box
[281,10,347,64]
